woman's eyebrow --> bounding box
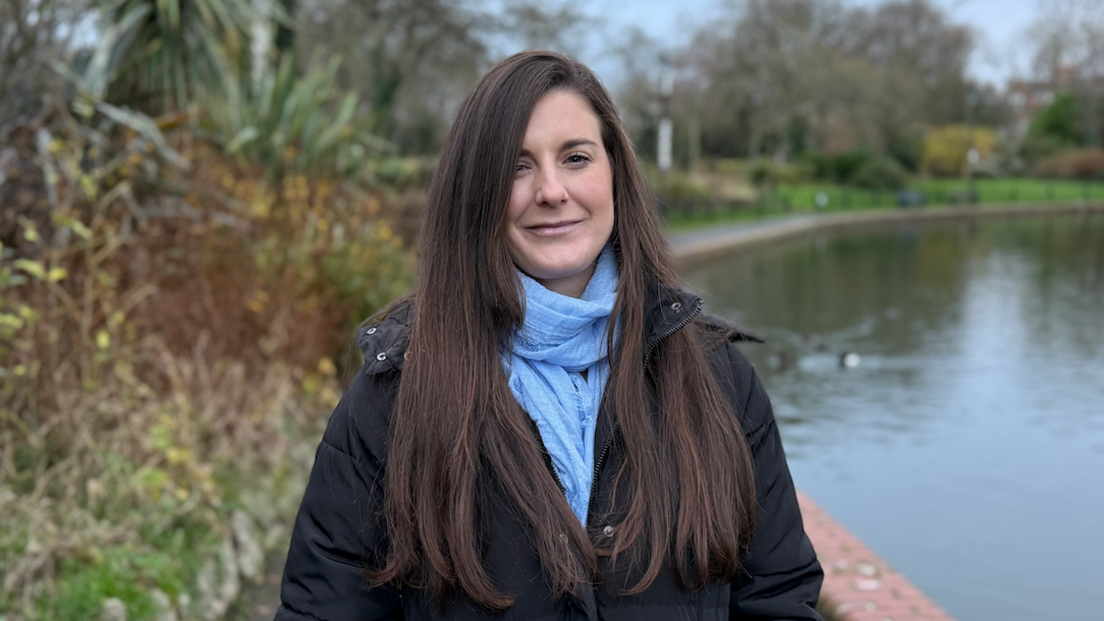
[518,139,599,158]
[561,138,598,150]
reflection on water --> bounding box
[683,214,1104,621]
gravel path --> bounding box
[666,216,811,251]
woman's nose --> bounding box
[535,169,568,206]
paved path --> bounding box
[667,202,1104,263]
[798,492,955,621]
[666,215,819,265]
[666,215,813,249]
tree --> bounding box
[605,27,667,160]
[668,0,979,162]
[852,0,974,124]
[291,0,586,154]
[679,0,861,158]
[1025,0,1104,148]
[1030,91,1088,145]
[0,0,90,124]
[1028,0,1104,84]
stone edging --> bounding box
[671,202,1104,266]
[798,492,955,621]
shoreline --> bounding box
[669,202,1104,269]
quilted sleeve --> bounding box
[275,368,403,621]
[724,344,824,621]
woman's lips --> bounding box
[526,220,581,236]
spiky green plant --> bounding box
[95,0,265,112]
[201,53,386,180]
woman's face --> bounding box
[505,90,615,298]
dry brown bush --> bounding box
[0,103,413,616]
[1032,148,1104,179]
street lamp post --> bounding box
[657,54,674,173]
[966,88,980,204]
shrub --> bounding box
[713,158,746,176]
[369,156,436,193]
[747,159,774,187]
[1028,91,1087,147]
[802,150,872,184]
[744,158,812,187]
[0,101,412,618]
[1018,132,1063,168]
[921,125,996,177]
[1,1,413,617]
[850,157,909,190]
[649,169,712,206]
[886,133,924,172]
[1032,148,1104,179]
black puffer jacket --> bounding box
[276,285,823,621]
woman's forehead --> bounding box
[517,92,602,151]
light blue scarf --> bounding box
[503,246,619,525]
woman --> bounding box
[276,51,823,621]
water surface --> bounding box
[683,214,1104,621]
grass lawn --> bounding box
[662,178,1104,230]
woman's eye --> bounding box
[565,153,590,165]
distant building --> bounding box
[1005,65,1078,139]
[1006,80,1055,139]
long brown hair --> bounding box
[370,51,756,609]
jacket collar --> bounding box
[643,283,703,360]
[357,300,414,375]
[356,283,761,376]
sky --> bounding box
[575,0,1042,89]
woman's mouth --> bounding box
[527,220,581,236]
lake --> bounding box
[683,213,1104,621]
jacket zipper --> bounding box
[540,436,567,495]
[529,418,567,494]
[585,296,703,526]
